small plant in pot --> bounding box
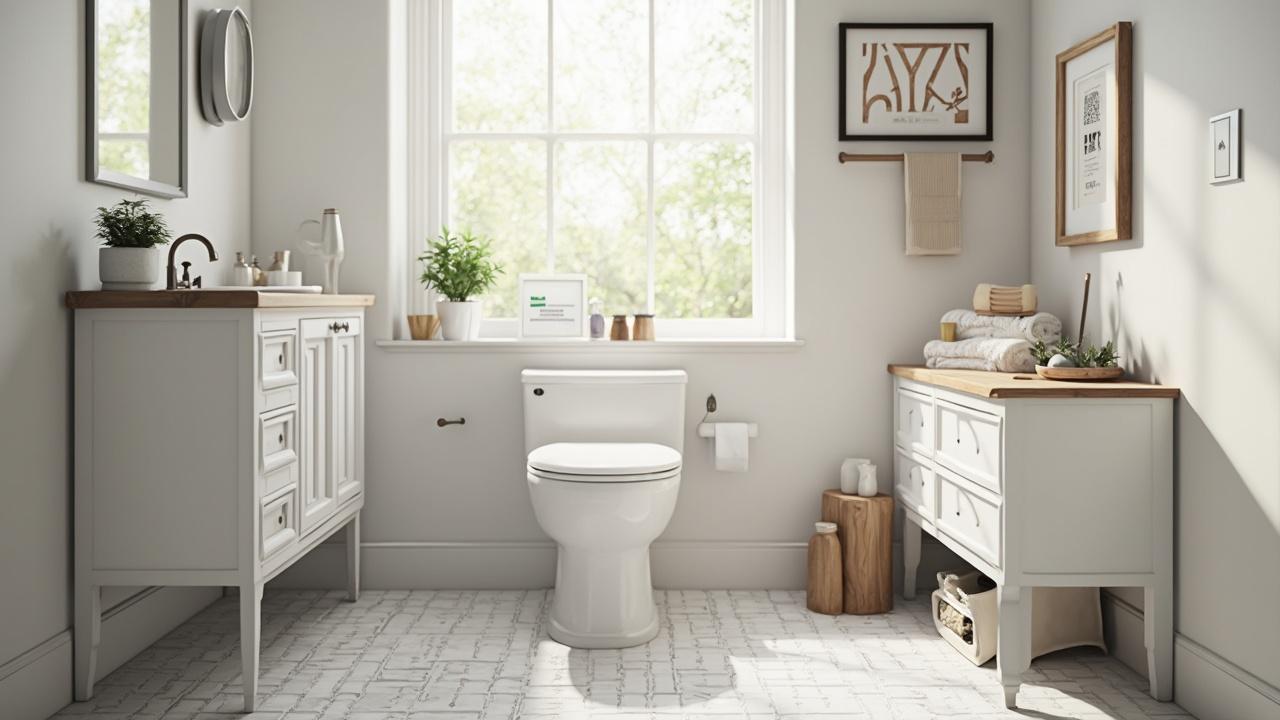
[418,227,503,340]
[95,198,171,290]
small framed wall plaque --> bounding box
[838,22,993,141]
[518,274,587,339]
[1209,109,1241,185]
[1055,22,1133,246]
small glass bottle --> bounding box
[231,252,254,286]
[250,256,266,286]
[589,299,605,339]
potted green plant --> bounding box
[95,198,171,290]
[418,227,503,340]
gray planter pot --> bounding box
[100,247,161,291]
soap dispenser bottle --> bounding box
[230,252,254,287]
[589,298,605,339]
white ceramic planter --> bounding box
[99,247,161,291]
[437,300,481,340]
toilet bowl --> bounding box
[522,370,687,648]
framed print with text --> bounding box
[517,273,587,339]
[1056,22,1132,246]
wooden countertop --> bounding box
[888,365,1179,399]
[65,290,376,309]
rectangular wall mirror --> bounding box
[86,0,187,198]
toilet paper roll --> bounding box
[714,422,749,473]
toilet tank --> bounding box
[522,369,687,454]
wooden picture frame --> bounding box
[1055,22,1132,246]
[838,23,993,141]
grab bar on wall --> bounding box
[838,150,994,164]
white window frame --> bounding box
[408,0,791,339]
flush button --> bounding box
[533,388,544,396]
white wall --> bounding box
[0,2,251,718]
[253,0,1030,590]
[1030,1,1280,716]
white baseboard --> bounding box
[1099,590,1279,719]
[269,537,966,592]
[0,586,219,720]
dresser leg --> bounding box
[1145,582,1174,701]
[240,582,263,712]
[73,583,100,701]
[902,515,921,600]
[346,512,361,602]
[997,584,1031,708]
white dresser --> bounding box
[889,365,1177,708]
[68,291,373,712]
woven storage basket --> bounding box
[932,571,1106,666]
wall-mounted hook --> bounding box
[436,417,466,427]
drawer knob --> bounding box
[278,433,284,444]
[278,515,285,525]
[278,353,284,365]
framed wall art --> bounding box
[1055,22,1132,246]
[517,273,587,339]
[838,23,993,141]
[1209,109,1241,185]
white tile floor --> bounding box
[54,589,1194,720]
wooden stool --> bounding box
[820,490,894,614]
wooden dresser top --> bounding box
[888,365,1179,399]
[66,291,376,309]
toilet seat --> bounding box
[527,442,681,483]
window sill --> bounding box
[375,338,805,354]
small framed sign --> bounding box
[518,274,587,339]
[1209,109,1241,185]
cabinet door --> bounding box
[299,326,336,534]
[331,326,362,505]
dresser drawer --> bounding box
[894,451,936,521]
[936,400,1002,492]
[262,461,298,498]
[895,389,934,457]
[937,475,1002,567]
[261,489,298,560]
[260,407,298,473]
[260,331,297,390]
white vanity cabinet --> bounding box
[68,291,374,712]
[888,365,1178,709]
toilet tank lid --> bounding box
[528,442,682,476]
[521,369,688,385]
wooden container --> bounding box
[821,490,894,614]
[610,315,630,340]
[632,314,655,341]
[407,314,441,340]
[807,522,842,615]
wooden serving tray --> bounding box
[1034,365,1125,381]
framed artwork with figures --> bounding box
[838,23,993,141]
[1055,22,1132,246]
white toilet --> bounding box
[522,369,687,648]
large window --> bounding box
[412,0,789,337]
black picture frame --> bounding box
[838,22,994,142]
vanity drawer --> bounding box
[301,317,363,338]
[260,407,298,473]
[260,331,297,390]
[260,384,298,413]
[937,475,1002,567]
[261,489,298,560]
[894,451,936,521]
[895,389,934,457]
[936,400,1002,492]
[262,461,298,498]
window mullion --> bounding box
[545,0,556,271]
[645,0,657,314]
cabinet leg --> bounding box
[1145,582,1174,701]
[902,514,921,600]
[73,583,100,702]
[346,512,361,602]
[997,584,1032,708]
[239,582,263,712]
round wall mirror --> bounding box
[200,7,253,125]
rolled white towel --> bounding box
[924,337,1036,373]
[941,309,1062,344]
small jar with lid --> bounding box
[807,521,843,615]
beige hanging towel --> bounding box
[904,152,962,255]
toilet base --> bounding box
[547,611,659,649]
[547,545,661,649]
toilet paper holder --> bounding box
[696,422,758,438]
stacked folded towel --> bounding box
[941,309,1062,344]
[924,338,1036,372]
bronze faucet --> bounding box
[166,233,219,289]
